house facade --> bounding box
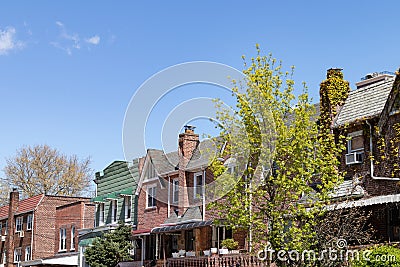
[78,160,139,267]
[133,126,247,264]
[0,189,94,267]
[324,69,400,243]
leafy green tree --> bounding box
[209,46,345,260]
[84,222,133,267]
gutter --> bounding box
[366,120,400,181]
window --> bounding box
[111,200,117,223]
[5,221,8,235]
[194,173,203,199]
[172,179,179,203]
[147,185,157,208]
[347,131,364,152]
[71,226,75,250]
[3,250,6,265]
[98,203,105,226]
[124,196,132,221]
[16,217,23,232]
[346,131,364,165]
[27,214,33,230]
[0,222,2,235]
[145,163,157,180]
[59,228,67,251]
[14,248,22,263]
[25,246,31,261]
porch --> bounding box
[164,255,266,267]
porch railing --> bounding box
[166,255,267,267]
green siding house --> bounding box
[78,160,140,267]
[92,160,140,227]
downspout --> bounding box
[168,176,171,218]
[202,169,206,221]
[366,120,400,181]
[30,212,34,261]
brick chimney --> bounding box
[319,68,350,130]
[178,125,199,213]
[6,189,19,267]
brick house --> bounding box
[78,160,139,267]
[0,189,94,267]
[322,69,400,243]
[133,126,246,264]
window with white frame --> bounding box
[27,214,33,230]
[3,250,6,265]
[0,222,2,235]
[16,217,23,232]
[59,228,67,251]
[71,226,75,250]
[14,248,22,263]
[5,221,8,235]
[147,185,157,208]
[98,203,105,226]
[111,200,117,223]
[124,196,132,221]
[25,246,31,261]
[347,130,364,153]
[172,179,179,203]
[194,172,203,199]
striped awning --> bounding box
[151,220,213,234]
[91,196,106,203]
[327,194,400,210]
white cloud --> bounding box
[0,27,24,55]
[51,21,100,55]
[85,35,100,45]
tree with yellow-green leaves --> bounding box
[3,144,93,199]
[209,46,345,265]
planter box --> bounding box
[172,253,179,258]
[203,250,210,256]
[210,248,218,254]
[186,251,196,257]
[178,250,186,257]
[219,248,229,255]
[229,250,240,254]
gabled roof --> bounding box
[335,76,395,126]
[0,194,44,219]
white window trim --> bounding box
[14,247,22,263]
[111,200,118,223]
[193,172,203,199]
[172,179,179,203]
[98,203,105,226]
[16,217,23,232]
[59,228,67,252]
[124,196,132,221]
[25,246,31,261]
[4,221,8,235]
[71,226,75,251]
[347,131,364,153]
[27,214,33,231]
[146,184,157,208]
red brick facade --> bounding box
[0,191,94,267]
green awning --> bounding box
[118,187,133,196]
[91,196,106,203]
[79,237,98,247]
[105,192,118,200]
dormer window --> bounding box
[194,172,204,199]
[346,130,364,165]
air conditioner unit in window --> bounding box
[0,235,5,242]
[18,231,24,238]
[345,151,364,165]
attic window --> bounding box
[145,163,157,180]
[390,96,400,115]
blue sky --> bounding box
[1,1,400,181]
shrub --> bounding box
[221,238,238,250]
[351,244,400,267]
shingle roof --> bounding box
[335,77,395,126]
[163,206,203,225]
[0,194,44,219]
[148,149,179,175]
